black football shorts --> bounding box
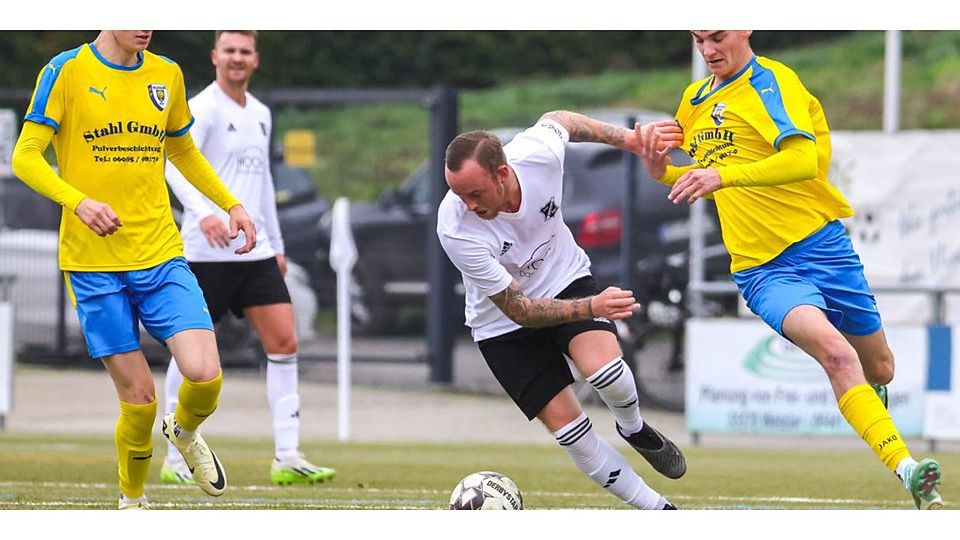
[478,276,618,420]
[188,257,291,323]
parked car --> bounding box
[1,158,330,360]
[319,109,731,336]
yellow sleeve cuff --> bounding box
[660,163,699,187]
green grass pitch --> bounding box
[0,432,956,509]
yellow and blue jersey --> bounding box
[675,55,854,272]
[24,43,194,271]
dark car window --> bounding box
[563,149,624,201]
[272,163,316,207]
[403,164,431,207]
[562,145,693,217]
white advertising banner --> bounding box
[686,319,926,436]
[833,130,960,324]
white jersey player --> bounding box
[162,30,335,487]
[438,111,687,509]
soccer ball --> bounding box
[448,471,523,510]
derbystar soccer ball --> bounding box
[448,471,523,510]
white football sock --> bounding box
[586,357,644,434]
[267,353,300,459]
[553,413,663,509]
[163,357,184,462]
[897,456,919,487]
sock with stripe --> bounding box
[175,371,222,434]
[163,357,184,462]
[838,383,911,475]
[267,353,301,459]
[553,412,665,509]
[116,399,157,499]
[587,357,644,434]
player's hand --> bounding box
[635,121,678,180]
[75,198,122,237]
[650,119,684,151]
[199,215,231,249]
[276,254,288,277]
[589,287,641,320]
[228,205,257,255]
[668,168,723,204]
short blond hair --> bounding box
[214,30,258,49]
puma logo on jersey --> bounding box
[88,86,107,101]
[760,82,776,95]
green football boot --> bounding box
[905,458,943,510]
[160,456,195,485]
[270,453,337,485]
[871,383,888,408]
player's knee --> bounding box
[181,360,221,383]
[819,340,860,378]
[125,386,156,405]
[871,351,895,385]
[267,336,298,356]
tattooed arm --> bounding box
[540,110,632,147]
[489,280,640,328]
[540,110,682,159]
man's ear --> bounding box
[497,164,509,183]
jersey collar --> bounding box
[690,55,757,105]
[88,43,144,71]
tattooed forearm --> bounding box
[541,111,626,147]
[490,281,593,328]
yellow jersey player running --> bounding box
[11,30,257,509]
[637,30,943,509]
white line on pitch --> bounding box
[0,480,899,506]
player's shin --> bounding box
[267,353,300,458]
[116,399,157,499]
[175,371,222,435]
[838,383,910,473]
[553,413,667,509]
[587,357,644,434]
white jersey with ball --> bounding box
[437,120,592,342]
[165,81,283,262]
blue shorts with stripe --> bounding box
[732,220,882,338]
[66,257,213,358]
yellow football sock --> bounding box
[175,371,222,432]
[116,399,157,499]
[838,383,910,473]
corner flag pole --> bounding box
[329,197,357,442]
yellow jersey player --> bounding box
[11,30,257,509]
[637,30,943,510]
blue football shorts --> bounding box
[732,220,882,338]
[65,257,214,359]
